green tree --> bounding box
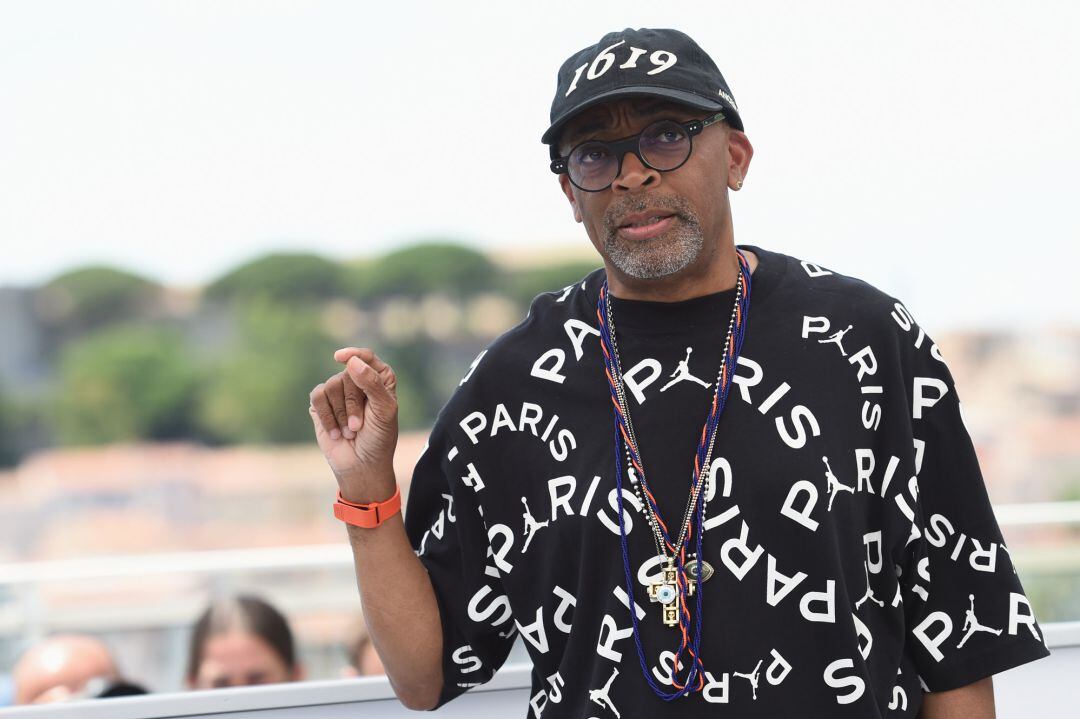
[205,253,346,304]
[53,326,203,445]
[500,260,601,306]
[36,266,162,333]
[378,338,454,431]
[197,299,346,443]
[0,386,21,466]
[347,241,495,301]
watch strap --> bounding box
[333,485,402,528]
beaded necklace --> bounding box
[596,249,753,699]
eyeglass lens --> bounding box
[567,120,692,191]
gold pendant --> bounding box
[686,559,715,589]
[647,560,682,627]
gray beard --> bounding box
[600,195,704,280]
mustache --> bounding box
[602,195,698,233]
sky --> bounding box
[1,0,1078,332]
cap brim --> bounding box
[540,86,730,146]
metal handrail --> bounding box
[2,501,1077,586]
[0,543,353,585]
[992,501,1080,526]
[3,623,1080,719]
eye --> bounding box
[572,142,611,166]
[647,123,687,144]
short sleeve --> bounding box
[402,409,517,709]
[897,323,1052,692]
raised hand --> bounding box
[309,347,399,500]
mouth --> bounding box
[616,213,678,241]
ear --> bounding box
[726,130,754,190]
[293,664,307,682]
[559,174,583,223]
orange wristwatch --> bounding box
[333,486,402,528]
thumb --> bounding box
[346,356,397,422]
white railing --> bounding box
[3,500,1076,585]
[1,501,1077,710]
[992,500,1080,526]
[0,544,354,585]
[2,625,1079,718]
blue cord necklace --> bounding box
[595,250,753,699]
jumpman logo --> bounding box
[733,659,764,700]
[659,346,712,392]
[855,560,884,609]
[957,594,1003,648]
[823,456,855,511]
[818,324,854,356]
[520,497,549,553]
[588,667,620,717]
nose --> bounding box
[611,150,660,193]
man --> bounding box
[309,28,1051,717]
[12,634,141,704]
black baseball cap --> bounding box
[541,28,743,154]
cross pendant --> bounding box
[647,559,683,627]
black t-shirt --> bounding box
[403,243,1051,718]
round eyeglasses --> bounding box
[550,111,726,192]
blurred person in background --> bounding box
[339,616,385,678]
[185,593,305,690]
[12,633,146,704]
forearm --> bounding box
[310,350,443,707]
[346,504,444,710]
[918,677,995,719]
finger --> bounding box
[335,347,390,373]
[323,373,354,439]
[337,349,396,400]
[345,356,397,424]
[377,359,397,398]
[343,372,365,432]
[308,403,330,447]
[334,347,375,365]
[308,383,341,441]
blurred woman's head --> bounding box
[339,616,385,678]
[185,593,305,689]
